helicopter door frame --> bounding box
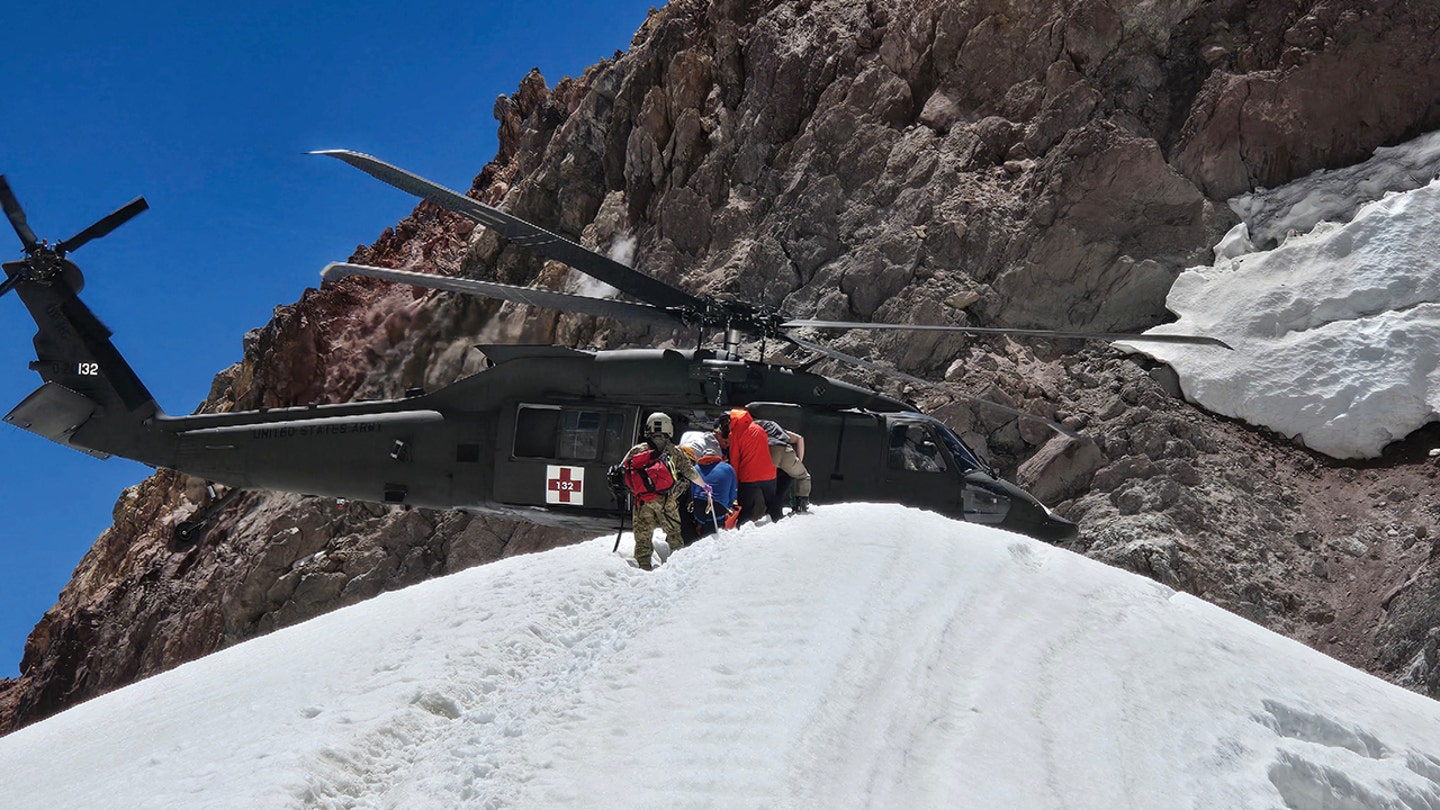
[817,409,884,505]
[877,416,964,512]
[494,401,632,510]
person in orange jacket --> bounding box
[715,408,783,525]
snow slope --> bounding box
[1127,132,1440,459]
[3,504,1440,809]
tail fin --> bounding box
[3,257,169,463]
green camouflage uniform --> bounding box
[625,435,701,568]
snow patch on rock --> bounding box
[1124,133,1440,459]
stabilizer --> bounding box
[4,382,110,459]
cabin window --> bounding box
[558,410,602,459]
[514,404,624,461]
[606,412,626,454]
[515,406,563,457]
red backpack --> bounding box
[622,447,676,503]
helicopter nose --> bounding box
[1001,502,1078,542]
[973,475,1078,542]
[1028,509,1079,542]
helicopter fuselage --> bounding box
[118,346,1076,541]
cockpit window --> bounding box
[887,423,948,472]
[930,422,985,473]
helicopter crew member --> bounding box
[716,408,783,525]
[890,425,946,472]
[756,419,812,513]
[622,412,712,570]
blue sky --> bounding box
[0,0,664,679]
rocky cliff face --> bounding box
[4,0,1439,734]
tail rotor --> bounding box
[0,175,40,254]
[54,196,149,257]
[0,173,148,298]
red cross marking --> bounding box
[546,466,583,504]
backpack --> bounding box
[621,447,676,503]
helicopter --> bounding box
[0,155,1228,544]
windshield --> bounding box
[923,417,987,474]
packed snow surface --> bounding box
[3,504,1440,809]
[1128,132,1440,459]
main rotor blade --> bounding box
[786,334,1082,439]
[313,150,705,313]
[56,197,149,255]
[783,319,1233,349]
[0,175,39,251]
[322,263,690,329]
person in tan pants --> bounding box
[757,418,812,513]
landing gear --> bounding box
[172,484,244,547]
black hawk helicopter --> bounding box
[0,156,1227,544]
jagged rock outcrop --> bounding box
[4,0,1440,734]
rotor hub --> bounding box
[682,298,788,338]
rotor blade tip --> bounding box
[320,262,353,281]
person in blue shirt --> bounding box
[679,445,738,542]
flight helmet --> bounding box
[646,412,674,438]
